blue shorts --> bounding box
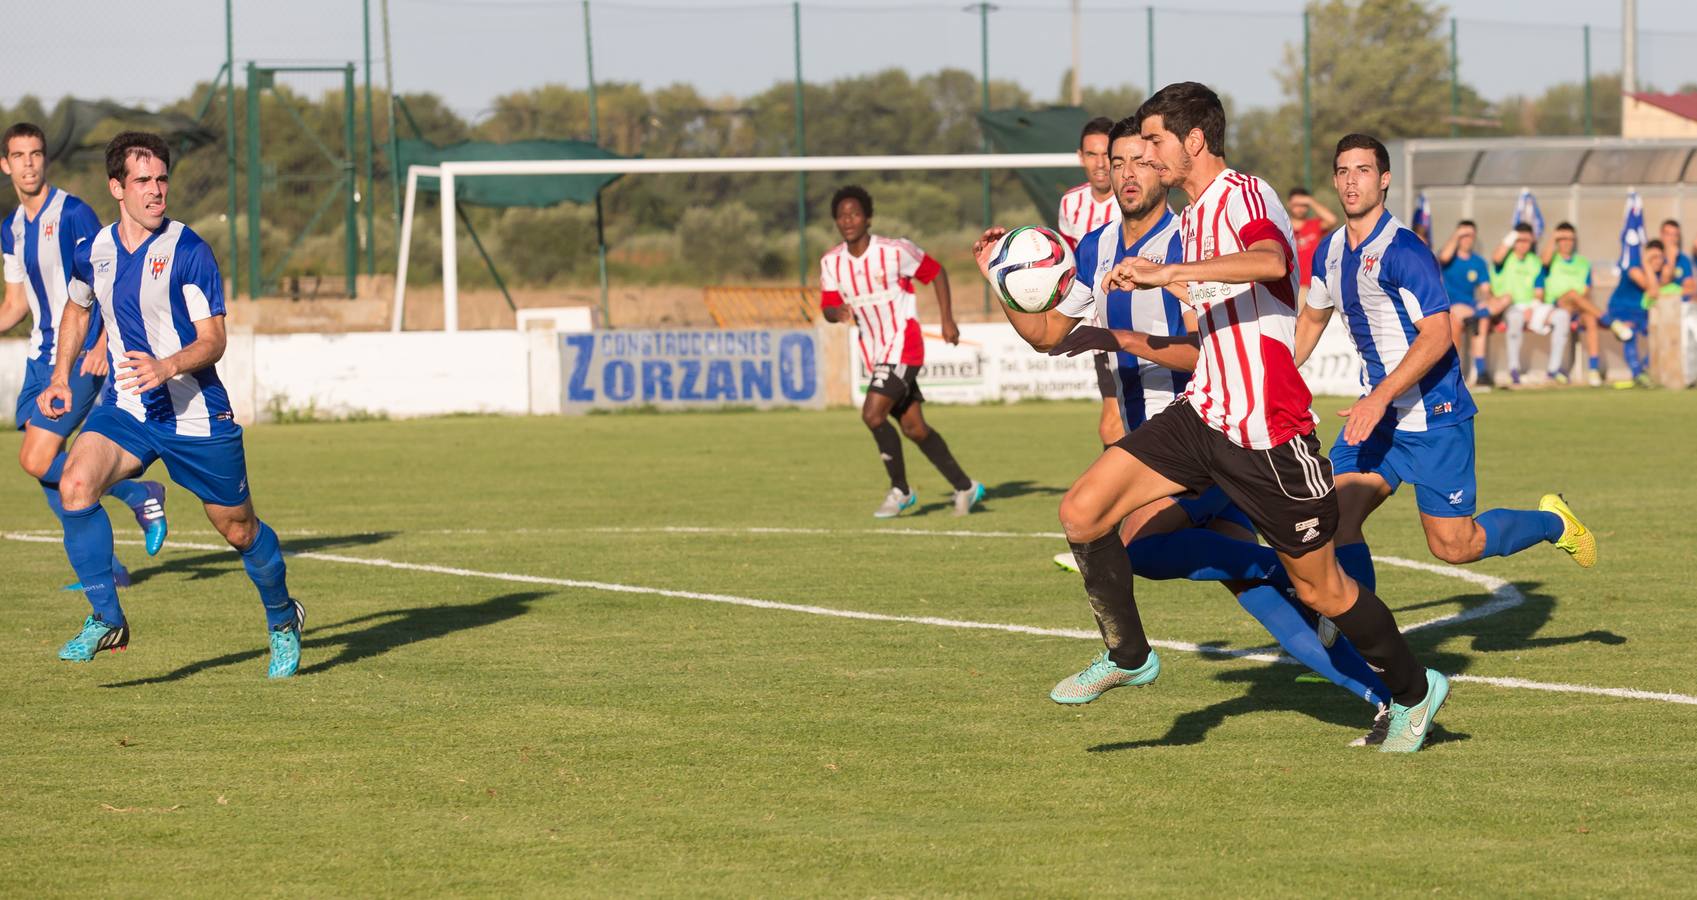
[14,354,105,438]
[1330,417,1476,518]
[81,405,250,507]
[1175,485,1257,534]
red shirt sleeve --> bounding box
[912,254,942,285]
[820,290,843,308]
[1237,218,1294,278]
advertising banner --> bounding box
[561,329,824,413]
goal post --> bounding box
[393,152,1079,332]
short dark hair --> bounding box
[1662,218,1682,231]
[1333,133,1390,174]
[830,184,872,219]
[1106,115,1141,147]
[1513,222,1535,236]
[1134,81,1225,157]
[106,131,171,183]
[1554,221,1576,233]
[1646,238,1666,252]
[1457,219,1477,229]
[1079,116,1114,149]
[2,121,46,155]
[1288,187,1312,199]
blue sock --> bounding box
[1473,357,1487,381]
[1126,530,1288,589]
[1623,334,1644,377]
[1335,542,1376,592]
[240,522,295,629]
[107,479,149,508]
[1234,583,1390,706]
[61,503,125,626]
[1588,355,1600,372]
[1477,508,1564,559]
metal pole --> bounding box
[1449,17,1459,137]
[1623,0,1637,95]
[1301,9,1312,190]
[224,0,239,297]
[1146,6,1155,95]
[979,1,992,314]
[793,2,807,292]
[1070,0,1082,106]
[1583,24,1593,136]
[382,0,400,223]
[585,0,609,328]
[362,0,377,277]
[344,64,359,299]
[246,62,263,299]
[441,170,458,332]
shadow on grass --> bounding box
[909,479,1068,517]
[125,532,400,587]
[1086,579,1620,751]
[99,590,551,687]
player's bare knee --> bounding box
[57,473,99,509]
[219,518,258,551]
[1426,532,1477,565]
[860,408,887,430]
[899,422,928,442]
[18,448,50,481]
[1057,491,1111,543]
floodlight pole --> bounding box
[362,0,377,277]
[1448,17,1459,138]
[1583,25,1593,136]
[585,0,610,328]
[1301,10,1312,190]
[1623,0,1637,95]
[224,0,239,298]
[978,1,993,314]
[1145,6,1155,96]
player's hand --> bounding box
[115,351,178,395]
[1048,325,1119,357]
[1337,394,1389,446]
[1108,257,1174,291]
[973,227,1009,280]
[79,349,108,378]
[941,319,960,345]
[35,382,72,420]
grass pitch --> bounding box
[2,390,1695,896]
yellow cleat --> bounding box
[1539,493,1597,568]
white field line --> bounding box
[4,530,1691,707]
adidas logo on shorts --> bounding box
[1294,518,1320,543]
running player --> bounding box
[1055,82,1446,752]
[0,121,166,587]
[42,132,303,677]
[1292,134,1595,615]
[1057,117,1129,447]
[980,118,1390,736]
[820,185,983,518]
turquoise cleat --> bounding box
[267,600,306,679]
[1049,649,1160,704]
[132,481,168,556]
[872,488,917,519]
[58,616,130,662]
[1379,668,1450,753]
[952,481,986,516]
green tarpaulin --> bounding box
[976,106,1090,224]
[396,138,625,207]
[44,98,219,166]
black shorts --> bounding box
[1115,401,1338,556]
[867,363,924,416]
[1094,353,1117,400]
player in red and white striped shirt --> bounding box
[820,185,982,519]
[1047,83,1449,752]
[1056,117,1122,252]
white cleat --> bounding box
[1052,552,1079,573]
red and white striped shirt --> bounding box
[1056,182,1121,251]
[1179,168,1313,450]
[820,235,940,369]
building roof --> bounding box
[1626,92,1697,122]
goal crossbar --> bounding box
[393,152,1079,332]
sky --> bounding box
[4,0,1695,121]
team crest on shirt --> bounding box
[43,223,53,236]
[1363,254,1380,274]
[149,255,168,279]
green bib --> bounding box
[1493,252,1542,304]
[1542,254,1590,303]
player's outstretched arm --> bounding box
[37,301,93,419]
[930,264,959,345]
[116,315,227,396]
[1111,240,1288,296]
[0,280,27,333]
[1292,302,1334,368]
[1048,326,1200,372]
[1338,311,1451,445]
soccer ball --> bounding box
[986,225,1075,313]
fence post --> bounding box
[584,0,610,328]
[794,1,807,293]
[344,64,359,299]
[979,1,993,314]
[225,0,240,297]
[246,61,263,299]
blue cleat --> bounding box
[132,481,168,556]
[267,600,306,679]
[1379,668,1451,753]
[58,616,130,661]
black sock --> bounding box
[870,422,908,493]
[1070,532,1151,669]
[916,429,972,491]
[1329,587,1427,706]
